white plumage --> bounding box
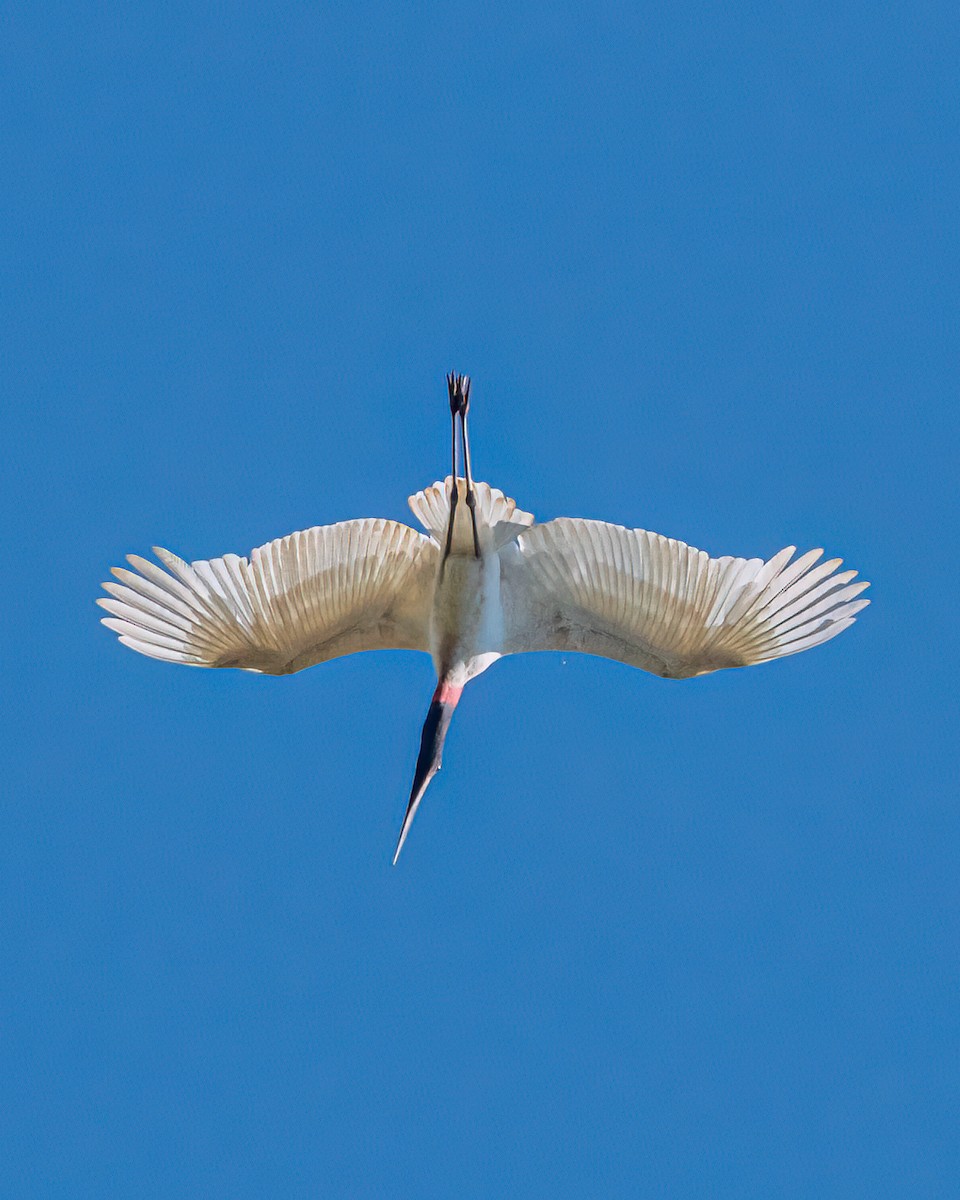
[99,374,869,859]
[100,519,435,674]
[501,518,868,678]
[100,478,868,680]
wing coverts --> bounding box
[502,518,870,678]
[99,519,437,674]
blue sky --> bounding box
[3,3,957,1196]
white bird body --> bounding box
[412,476,527,686]
[99,374,869,859]
[429,553,503,686]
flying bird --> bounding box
[99,374,870,861]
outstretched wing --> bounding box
[99,519,438,675]
[501,518,869,679]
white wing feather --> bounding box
[502,518,869,678]
[99,519,437,674]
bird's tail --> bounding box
[408,478,534,552]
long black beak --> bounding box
[393,681,463,864]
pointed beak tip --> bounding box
[393,685,462,868]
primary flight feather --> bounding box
[99,374,869,860]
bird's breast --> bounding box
[429,553,504,682]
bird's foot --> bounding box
[446,372,471,416]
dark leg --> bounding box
[440,374,462,576]
[458,378,481,558]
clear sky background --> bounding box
[3,3,957,1197]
